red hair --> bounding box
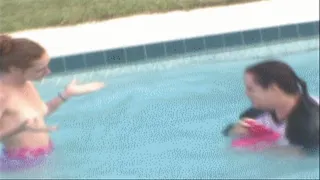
[0,34,46,72]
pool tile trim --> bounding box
[49,20,319,75]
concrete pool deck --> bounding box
[7,0,319,75]
[9,0,319,58]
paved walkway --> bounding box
[9,0,319,57]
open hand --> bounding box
[63,79,105,98]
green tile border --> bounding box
[49,20,319,75]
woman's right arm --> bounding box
[224,119,251,137]
[222,118,252,137]
[223,108,266,137]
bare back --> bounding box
[0,81,50,150]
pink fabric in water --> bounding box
[3,141,53,159]
[0,141,54,172]
[231,120,281,150]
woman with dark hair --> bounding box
[224,60,319,155]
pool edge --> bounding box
[48,21,319,75]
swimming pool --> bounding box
[1,48,319,179]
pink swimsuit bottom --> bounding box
[0,140,54,172]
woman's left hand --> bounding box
[63,79,105,98]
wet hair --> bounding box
[245,60,309,95]
[286,95,319,153]
[0,34,46,72]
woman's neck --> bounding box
[273,94,301,121]
[0,72,27,86]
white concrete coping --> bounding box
[8,0,320,58]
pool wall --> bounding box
[48,20,319,75]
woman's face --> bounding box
[23,52,51,81]
[244,72,275,110]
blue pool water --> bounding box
[1,49,319,179]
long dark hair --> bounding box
[246,60,303,95]
[246,60,317,105]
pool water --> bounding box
[1,50,319,179]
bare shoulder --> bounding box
[26,81,43,98]
[26,81,35,87]
[26,81,37,91]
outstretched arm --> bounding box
[45,80,104,116]
[45,91,69,116]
